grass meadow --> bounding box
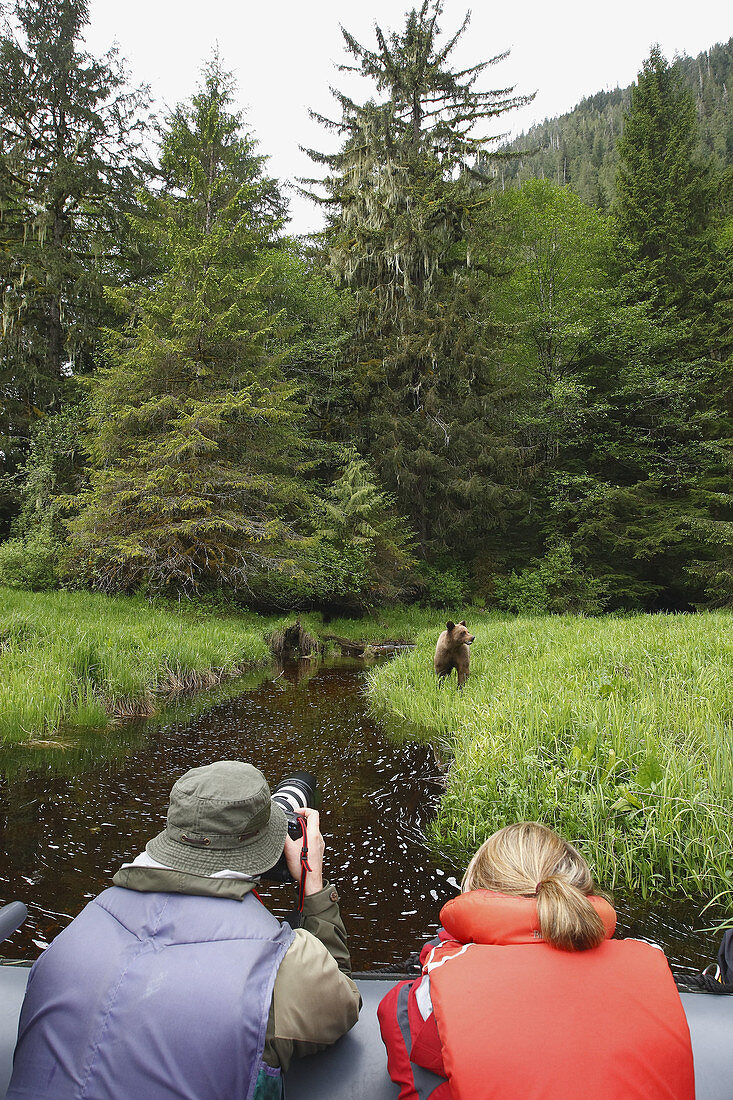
[0,588,273,742]
[318,606,440,643]
[367,613,733,903]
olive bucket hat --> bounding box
[146,761,288,877]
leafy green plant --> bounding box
[415,563,472,608]
[494,540,609,615]
[0,533,59,591]
[309,448,414,607]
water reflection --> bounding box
[0,658,726,973]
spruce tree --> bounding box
[0,0,148,520]
[481,180,616,579]
[304,1,532,562]
[316,447,414,606]
[68,61,305,596]
[595,46,733,608]
[615,44,715,313]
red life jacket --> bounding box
[427,890,695,1100]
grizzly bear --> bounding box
[434,620,475,687]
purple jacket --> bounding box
[6,886,294,1100]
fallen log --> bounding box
[321,635,414,659]
[269,624,415,660]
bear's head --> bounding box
[446,620,475,646]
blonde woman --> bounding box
[378,822,694,1100]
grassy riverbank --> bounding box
[290,606,439,653]
[0,590,440,743]
[367,613,733,902]
[0,588,273,742]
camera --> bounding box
[262,771,321,882]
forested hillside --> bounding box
[1,0,731,615]
[489,38,733,208]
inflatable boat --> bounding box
[0,905,731,1099]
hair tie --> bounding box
[535,880,546,896]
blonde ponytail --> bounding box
[535,875,605,951]
[462,822,606,952]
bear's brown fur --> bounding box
[434,620,475,687]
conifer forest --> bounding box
[1,0,732,616]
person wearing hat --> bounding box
[6,761,361,1100]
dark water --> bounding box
[0,659,726,973]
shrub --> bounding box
[0,535,59,591]
[416,563,471,608]
[494,540,609,615]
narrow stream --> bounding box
[0,658,725,974]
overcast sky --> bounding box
[84,1,731,235]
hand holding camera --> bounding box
[264,771,323,897]
[284,807,325,896]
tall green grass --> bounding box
[319,606,443,643]
[367,613,733,901]
[0,588,272,742]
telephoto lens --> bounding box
[262,772,320,882]
[272,772,320,836]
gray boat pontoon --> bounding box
[1,903,731,1099]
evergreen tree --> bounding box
[257,241,351,458]
[0,399,87,590]
[304,1,532,562]
[0,0,148,522]
[482,180,615,575]
[159,52,286,236]
[482,165,733,612]
[68,61,305,596]
[495,38,732,211]
[315,447,414,607]
[614,44,716,312]
[608,46,733,607]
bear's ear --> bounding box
[446,620,455,631]
[459,620,466,627]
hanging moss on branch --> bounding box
[302,1,534,563]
